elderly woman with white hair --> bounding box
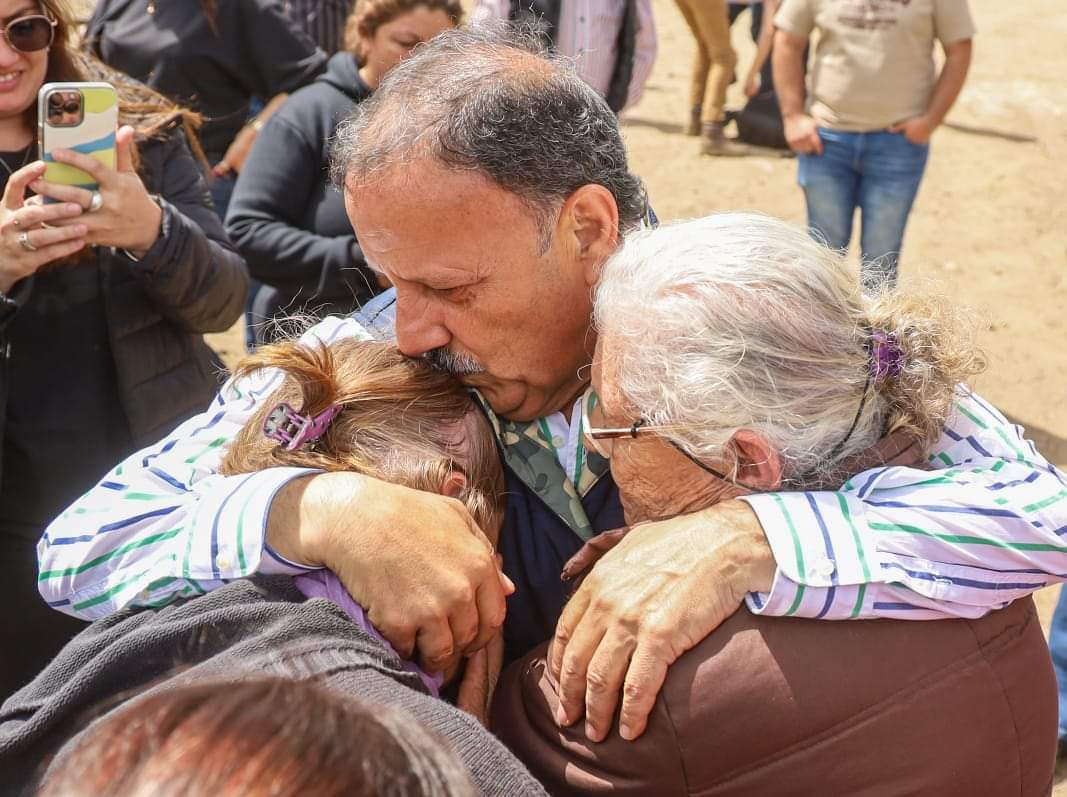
[491,213,1057,796]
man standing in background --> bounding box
[287,0,356,53]
[773,0,974,287]
[472,1,657,113]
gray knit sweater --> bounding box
[0,577,546,796]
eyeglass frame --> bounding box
[580,387,741,485]
[2,13,57,54]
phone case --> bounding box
[38,82,117,193]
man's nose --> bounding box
[394,293,451,357]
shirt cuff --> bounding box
[261,541,323,574]
[185,466,322,580]
[739,490,882,588]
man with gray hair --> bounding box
[40,25,1067,750]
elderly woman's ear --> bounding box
[727,430,783,491]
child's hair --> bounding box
[38,677,477,797]
[220,338,504,534]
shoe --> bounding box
[699,122,752,156]
[685,106,702,136]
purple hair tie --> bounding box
[868,330,905,381]
[264,403,341,451]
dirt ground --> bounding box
[205,0,1067,778]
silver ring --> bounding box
[88,191,103,213]
[17,232,36,252]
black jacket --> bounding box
[0,125,248,502]
[0,578,547,796]
[226,52,378,323]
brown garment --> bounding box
[491,432,1056,795]
[492,597,1055,796]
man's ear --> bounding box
[440,470,468,499]
[727,430,783,490]
[559,184,620,288]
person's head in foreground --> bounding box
[344,0,463,89]
[37,677,476,797]
[588,211,984,522]
[331,23,646,421]
[492,213,1056,796]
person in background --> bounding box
[227,0,460,347]
[471,0,657,114]
[1,336,543,797]
[37,679,480,797]
[84,0,327,219]
[773,0,974,287]
[492,214,1055,795]
[0,0,247,700]
[673,0,747,155]
[286,0,356,53]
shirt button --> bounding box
[217,554,232,570]
[140,588,151,600]
[552,436,566,448]
[808,558,836,581]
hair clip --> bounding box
[867,329,905,381]
[264,403,341,451]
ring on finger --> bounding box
[17,232,37,252]
[87,191,103,213]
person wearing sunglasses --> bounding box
[0,0,248,700]
[491,213,1056,795]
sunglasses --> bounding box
[3,14,56,53]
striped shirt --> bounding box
[472,0,658,110]
[38,315,1067,621]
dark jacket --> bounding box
[85,0,327,158]
[226,52,378,324]
[0,127,247,457]
[494,597,1056,796]
[0,578,547,797]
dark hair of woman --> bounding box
[36,677,478,796]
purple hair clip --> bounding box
[867,330,905,381]
[263,403,341,451]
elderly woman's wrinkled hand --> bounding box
[30,126,163,258]
[548,500,776,743]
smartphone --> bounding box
[37,82,117,196]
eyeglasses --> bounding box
[3,14,56,54]
[580,386,739,484]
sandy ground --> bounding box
[203,0,1067,781]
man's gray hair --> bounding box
[330,23,647,247]
[594,213,983,481]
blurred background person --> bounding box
[37,679,480,796]
[773,0,974,287]
[84,0,328,219]
[0,0,247,700]
[227,0,460,348]
[287,0,357,53]
[674,0,747,155]
[471,0,657,114]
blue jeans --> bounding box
[798,128,929,288]
[1050,590,1067,741]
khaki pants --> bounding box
[674,0,737,124]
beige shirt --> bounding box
[776,0,975,131]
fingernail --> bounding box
[620,723,634,740]
[584,720,598,740]
[555,704,568,726]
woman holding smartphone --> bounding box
[0,0,248,699]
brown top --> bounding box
[492,596,1055,796]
